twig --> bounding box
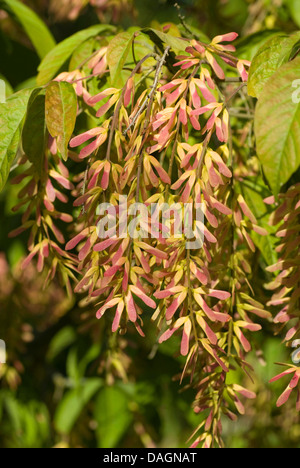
[227,122,235,357]
[223,77,243,83]
[228,111,254,119]
[132,35,138,66]
[165,64,201,200]
[135,47,171,201]
[290,47,300,61]
[174,2,197,40]
[80,157,91,215]
[124,47,170,135]
[225,83,247,107]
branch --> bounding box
[135,47,171,201]
[105,52,158,161]
[124,47,170,135]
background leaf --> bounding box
[94,386,133,448]
[236,30,281,61]
[255,57,300,195]
[0,88,32,191]
[54,378,103,435]
[142,28,188,73]
[106,31,135,88]
[45,81,77,161]
[0,0,56,59]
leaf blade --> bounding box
[106,31,135,88]
[45,81,77,161]
[248,33,300,98]
[37,25,115,85]
[255,57,300,195]
[22,88,47,175]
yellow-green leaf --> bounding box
[45,81,77,161]
[22,88,47,175]
[248,33,300,98]
[255,57,300,195]
[37,25,115,85]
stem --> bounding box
[105,53,158,162]
[124,48,170,135]
[196,130,213,180]
[187,249,199,343]
[225,83,247,107]
[80,157,91,215]
[165,64,201,200]
[227,122,235,357]
[135,47,171,202]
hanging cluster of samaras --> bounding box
[10,28,300,447]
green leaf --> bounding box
[106,32,135,88]
[69,37,96,71]
[142,28,187,73]
[45,81,77,161]
[22,88,46,175]
[255,57,300,196]
[37,25,115,85]
[47,326,76,361]
[142,28,188,52]
[0,88,33,192]
[286,0,300,28]
[94,386,133,448]
[248,32,300,98]
[0,0,56,59]
[54,378,103,435]
[177,24,210,43]
[236,30,280,61]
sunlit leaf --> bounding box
[45,81,77,161]
[37,25,115,85]
[94,386,133,448]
